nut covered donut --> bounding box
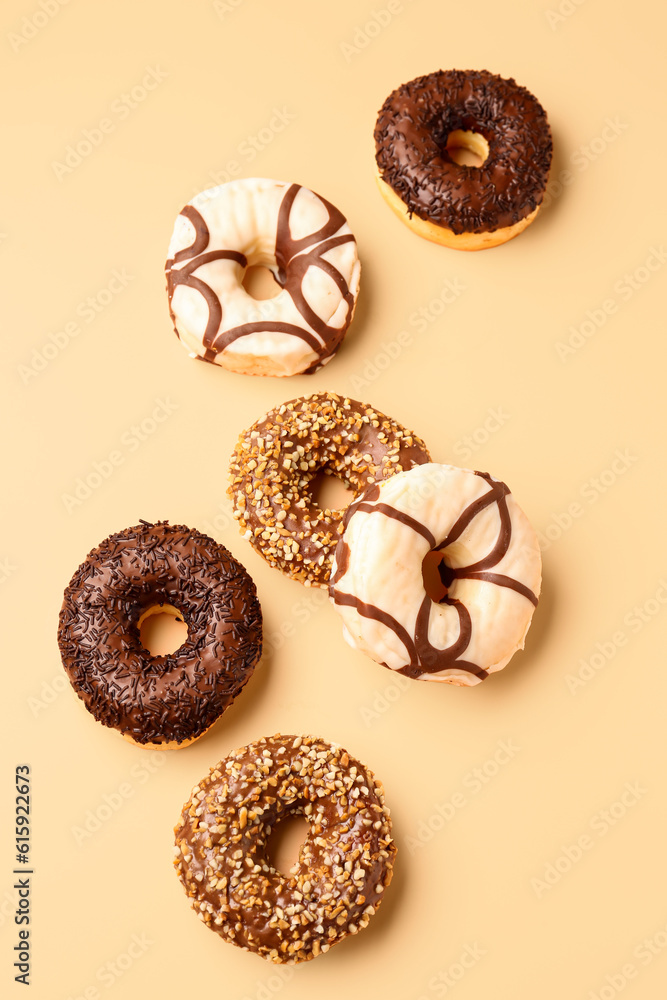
[57,521,263,747]
[228,392,430,586]
[374,70,552,250]
[330,464,542,685]
[173,734,396,963]
[166,179,361,376]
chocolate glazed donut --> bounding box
[174,734,396,963]
[374,69,552,250]
[57,521,263,747]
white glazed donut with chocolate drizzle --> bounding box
[329,463,542,686]
[165,178,361,376]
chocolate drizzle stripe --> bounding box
[396,656,489,682]
[275,185,348,263]
[283,234,356,344]
[459,571,539,607]
[416,592,471,662]
[177,273,222,352]
[329,540,350,588]
[310,253,356,314]
[166,206,247,350]
[211,320,322,355]
[169,205,210,263]
[433,473,509,552]
[453,485,512,574]
[331,588,418,663]
[350,501,437,548]
[175,249,248,276]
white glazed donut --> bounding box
[165,178,361,376]
[329,463,542,686]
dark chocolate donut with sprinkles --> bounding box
[57,521,263,747]
[374,69,552,250]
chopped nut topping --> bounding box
[174,734,396,965]
[228,393,430,587]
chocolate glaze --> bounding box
[57,522,263,745]
[228,393,431,587]
[166,184,358,373]
[374,69,552,234]
[174,734,396,963]
[330,471,539,681]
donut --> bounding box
[374,69,552,250]
[57,521,263,747]
[329,463,541,685]
[173,733,396,963]
[165,178,361,376]
[228,392,431,587]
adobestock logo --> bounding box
[18,268,134,384]
[28,669,69,717]
[0,557,17,584]
[8,0,71,53]
[238,967,294,1000]
[531,782,647,899]
[61,397,180,514]
[0,887,20,929]
[264,588,329,655]
[51,66,169,181]
[452,407,511,463]
[191,107,297,196]
[537,448,638,552]
[555,246,667,361]
[339,0,418,63]
[71,754,166,847]
[565,579,667,694]
[212,0,245,18]
[406,740,521,855]
[359,672,411,726]
[541,117,628,210]
[587,917,667,1000]
[416,943,486,999]
[347,277,466,393]
[63,931,154,999]
[544,0,589,29]
[199,499,234,538]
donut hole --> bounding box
[445,129,489,168]
[138,604,188,656]
[422,551,456,604]
[265,813,310,875]
[242,264,282,300]
[309,470,354,513]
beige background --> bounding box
[2,0,667,997]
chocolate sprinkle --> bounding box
[374,69,553,234]
[57,521,263,745]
